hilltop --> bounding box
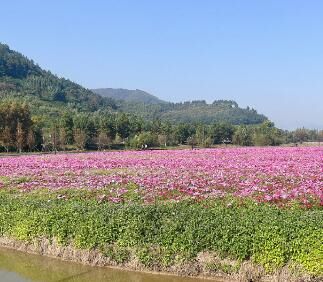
[120,100,266,125]
[93,88,266,124]
[0,43,267,125]
[0,43,116,121]
[92,88,166,104]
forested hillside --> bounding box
[120,100,266,124]
[0,43,267,125]
[93,90,267,125]
[0,43,116,119]
[92,88,166,104]
[0,43,292,153]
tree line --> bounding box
[0,101,322,153]
[1,42,268,127]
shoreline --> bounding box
[0,237,318,282]
[0,189,322,282]
[0,237,229,281]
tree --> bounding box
[27,129,36,152]
[0,101,33,152]
[253,120,282,146]
[233,125,253,146]
[157,134,167,147]
[129,132,158,149]
[96,131,111,150]
[195,124,208,147]
[74,129,88,150]
[175,123,195,144]
[0,126,12,152]
[293,128,309,144]
[159,121,173,147]
[50,123,59,153]
[59,127,67,150]
[187,136,197,149]
[16,121,25,153]
[116,113,131,140]
[52,91,66,102]
[210,123,234,144]
[318,130,323,145]
[98,114,117,141]
[60,112,74,144]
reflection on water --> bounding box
[0,247,215,282]
[0,271,30,282]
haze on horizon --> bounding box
[1,0,322,130]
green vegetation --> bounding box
[0,100,322,152]
[93,88,267,125]
[118,100,267,125]
[1,43,266,125]
[92,88,166,104]
[0,43,116,117]
[1,43,322,152]
[0,189,322,277]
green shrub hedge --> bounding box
[0,190,322,275]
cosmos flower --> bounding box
[0,147,321,207]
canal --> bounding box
[0,247,220,282]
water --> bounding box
[0,247,218,282]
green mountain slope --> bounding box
[120,100,266,125]
[0,43,116,118]
[92,88,166,104]
[93,87,267,124]
[0,43,267,125]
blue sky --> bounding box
[1,0,322,129]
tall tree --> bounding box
[116,113,131,140]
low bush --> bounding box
[0,190,322,276]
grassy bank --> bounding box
[0,189,322,281]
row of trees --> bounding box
[120,99,267,125]
[0,102,322,153]
[0,102,34,152]
[1,43,265,125]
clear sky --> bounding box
[1,0,322,129]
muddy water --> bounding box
[0,247,219,282]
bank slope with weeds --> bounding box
[0,190,322,281]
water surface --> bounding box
[0,247,218,282]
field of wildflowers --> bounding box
[0,147,322,279]
[0,147,322,207]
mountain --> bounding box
[120,100,267,125]
[94,88,267,125]
[92,88,166,104]
[0,43,267,125]
[0,43,116,120]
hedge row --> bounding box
[0,190,322,275]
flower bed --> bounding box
[0,147,322,207]
[0,147,322,280]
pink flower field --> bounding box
[0,147,322,207]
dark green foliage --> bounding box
[233,125,254,146]
[253,120,284,146]
[0,190,321,275]
[128,132,158,148]
[0,101,34,151]
[0,42,274,152]
[120,100,267,125]
[60,112,74,144]
[0,44,42,78]
[174,123,195,144]
[1,43,320,151]
[0,43,267,126]
[0,43,116,118]
[92,88,166,104]
[116,113,131,140]
[209,122,235,144]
